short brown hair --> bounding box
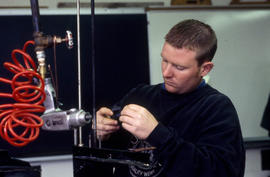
[165,19,217,66]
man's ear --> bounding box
[200,62,214,77]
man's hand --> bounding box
[96,107,120,141]
[119,104,158,140]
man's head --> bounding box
[161,19,217,94]
[165,19,217,66]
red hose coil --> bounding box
[0,41,46,147]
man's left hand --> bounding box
[119,104,158,140]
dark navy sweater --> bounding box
[109,83,245,177]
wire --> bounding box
[0,41,45,147]
[53,41,59,103]
[90,0,98,149]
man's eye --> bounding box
[175,65,185,70]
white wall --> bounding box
[245,149,270,177]
[20,155,73,177]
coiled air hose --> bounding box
[0,40,45,147]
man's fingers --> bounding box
[119,115,135,125]
[125,104,144,112]
[119,104,158,140]
[97,117,118,125]
[97,107,113,117]
[97,124,120,132]
[121,107,139,118]
[121,104,146,117]
[121,122,135,134]
[96,124,120,137]
[95,107,121,141]
[97,129,117,135]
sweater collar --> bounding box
[162,79,206,91]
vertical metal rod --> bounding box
[74,0,83,146]
[74,128,78,146]
[90,0,98,148]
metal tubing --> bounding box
[74,0,83,147]
[77,0,81,112]
[30,0,40,33]
[74,128,78,146]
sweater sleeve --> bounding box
[146,95,245,177]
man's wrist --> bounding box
[146,123,171,148]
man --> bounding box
[96,19,245,177]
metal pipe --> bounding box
[74,128,78,146]
[74,0,83,147]
[30,0,47,79]
[30,0,40,33]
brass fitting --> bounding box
[36,51,46,79]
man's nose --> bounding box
[163,64,173,77]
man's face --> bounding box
[161,42,209,94]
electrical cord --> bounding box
[0,41,45,147]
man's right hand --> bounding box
[95,107,120,141]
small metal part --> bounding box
[36,50,45,59]
[68,109,92,127]
[52,31,73,49]
[66,30,74,49]
[36,51,46,79]
[54,36,63,44]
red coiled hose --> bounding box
[0,41,46,147]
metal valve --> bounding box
[53,30,73,49]
[66,30,73,49]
